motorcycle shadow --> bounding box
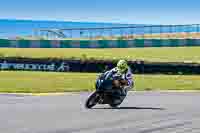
[92,106,165,110]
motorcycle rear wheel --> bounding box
[109,102,121,108]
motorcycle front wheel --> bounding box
[85,91,100,109]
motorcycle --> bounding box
[85,72,126,109]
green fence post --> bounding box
[117,39,128,48]
[134,39,145,47]
[170,39,179,47]
[40,40,52,48]
[18,40,31,48]
[98,40,109,48]
[60,40,72,48]
[79,40,90,48]
[152,39,162,47]
[0,39,11,47]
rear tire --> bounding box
[109,97,123,108]
[85,91,100,109]
[109,103,121,108]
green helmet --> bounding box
[117,60,128,74]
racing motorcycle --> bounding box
[85,72,126,109]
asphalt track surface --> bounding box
[0,92,200,133]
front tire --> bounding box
[85,91,100,109]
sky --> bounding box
[0,0,199,24]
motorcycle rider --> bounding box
[103,59,134,105]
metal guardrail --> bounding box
[34,24,200,39]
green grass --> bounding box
[0,71,199,93]
[0,47,200,63]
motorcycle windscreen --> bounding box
[98,79,113,91]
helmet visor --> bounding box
[117,65,127,73]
